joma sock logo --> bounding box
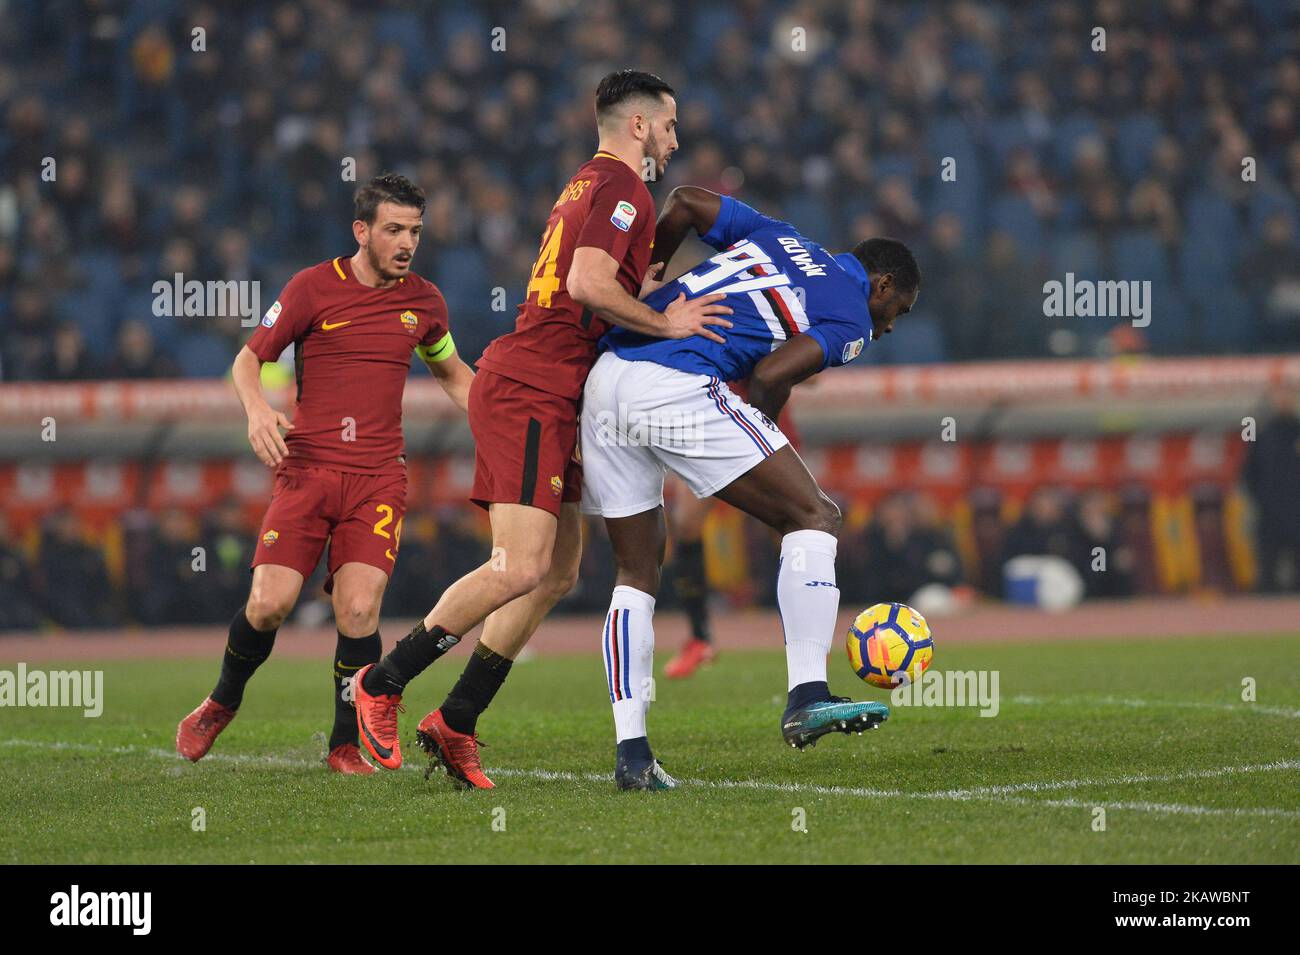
[49,885,151,935]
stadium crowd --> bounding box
[2,0,1300,378]
[2,1,1299,630]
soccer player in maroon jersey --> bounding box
[176,174,474,774]
[354,70,732,786]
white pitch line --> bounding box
[3,738,1298,819]
[926,759,1300,799]
[1014,797,1298,819]
[1010,694,1300,720]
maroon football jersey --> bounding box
[245,256,451,475]
[476,152,656,400]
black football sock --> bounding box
[784,680,831,718]
[211,609,278,710]
[362,620,459,696]
[329,631,381,751]
[439,642,513,735]
[672,540,712,642]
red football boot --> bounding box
[415,709,494,789]
[353,664,405,770]
[664,638,716,679]
[326,743,376,775]
[176,696,236,762]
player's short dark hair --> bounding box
[354,173,426,224]
[595,69,675,121]
[852,237,921,292]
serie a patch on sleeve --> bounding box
[842,337,865,363]
[262,300,282,327]
[610,200,637,232]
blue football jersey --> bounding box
[601,196,874,381]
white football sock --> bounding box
[778,529,840,691]
[602,585,656,743]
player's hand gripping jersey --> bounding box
[601,196,874,379]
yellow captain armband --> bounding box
[415,331,456,363]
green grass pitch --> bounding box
[2,634,1297,864]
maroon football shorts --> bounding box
[468,369,582,518]
[251,464,407,593]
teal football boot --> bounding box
[781,696,889,750]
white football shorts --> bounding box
[580,351,790,518]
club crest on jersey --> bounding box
[399,309,418,333]
[262,530,279,547]
[842,337,865,363]
[550,475,563,497]
[261,301,282,328]
[610,200,637,232]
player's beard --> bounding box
[367,243,404,283]
[643,129,663,180]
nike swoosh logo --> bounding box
[320,320,351,330]
[336,662,365,670]
[360,718,392,759]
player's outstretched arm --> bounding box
[651,186,723,269]
[232,345,294,467]
[568,246,733,343]
[423,349,474,414]
[746,335,825,420]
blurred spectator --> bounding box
[1243,387,1300,592]
[978,232,1049,359]
[37,509,117,628]
[2,284,55,380]
[1001,487,1086,572]
[200,498,255,619]
[0,515,41,631]
[923,214,982,359]
[970,490,1009,595]
[44,322,99,380]
[133,509,209,625]
[860,492,963,604]
[1076,490,1136,597]
[1244,213,1300,346]
[103,320,180,378]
